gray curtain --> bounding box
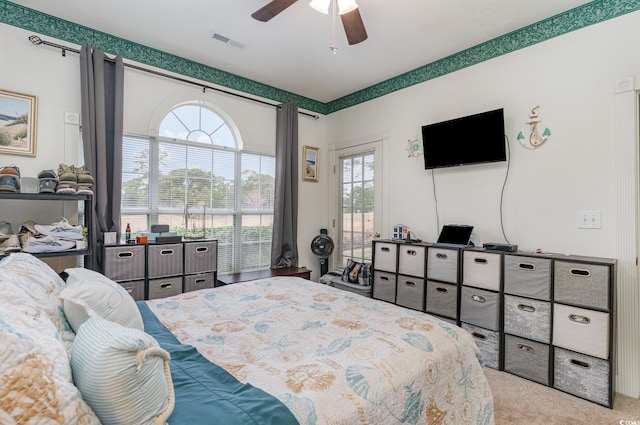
[80,45,124,271]
[271,103,299,268]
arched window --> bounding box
[121,102,275,274]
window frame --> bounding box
[121,102,274,274]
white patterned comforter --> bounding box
[145,277,494,425]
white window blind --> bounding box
[121,103,274,274]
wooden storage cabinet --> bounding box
[372,241,462,320]
[103,239,218,300]
[371,241,616,407]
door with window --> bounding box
[334,141,383,267]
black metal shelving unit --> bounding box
[0,192,93,268]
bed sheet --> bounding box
[144,277,494,425]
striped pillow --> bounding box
[71,315,175,425]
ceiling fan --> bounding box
[251,0,368,46]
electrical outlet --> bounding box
[577,211,601,229]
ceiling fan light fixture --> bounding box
[337,0,358,15]
[309,0,330,14]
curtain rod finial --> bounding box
[28,35,43,45]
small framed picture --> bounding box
[0,89,38,157]
[303,145,319,182]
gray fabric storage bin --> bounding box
[503,255,552,300]
[554,347,611,407]
[333,279,373,298]
[117,279,145,301]
[427,247,459,283]
[184,272,216,293]
[103,245,146,281]
[396,275,425,311]
[398,244,426,278]
[460,286,501,331]
[184,240,217,274]
[462,250,502,291]
[504,334,550,385]
[372,271,396,303]
[374,242,397,272]
[504,294,551,343]
[426,280,458,319]
[148,276,183,299]
[554,261,610,311]
[462,322,500,369]
[148,243,184,278]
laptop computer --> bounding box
[432,224,474,248]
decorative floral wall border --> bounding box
[1,0,638,115]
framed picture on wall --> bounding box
[303,145,319,182]
[0,89,38,157]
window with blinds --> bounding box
[121,103,274,274]
[338,151,375,266]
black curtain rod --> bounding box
[28,35,319,119]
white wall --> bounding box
[326,12,640,396]
[0,24,328,279]
[327,13,640,257]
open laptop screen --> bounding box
[436,225,474,245]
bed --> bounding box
[0,253,495,425]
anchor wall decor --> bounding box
[517,105,551,150]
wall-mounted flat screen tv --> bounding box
[422,108,506,169]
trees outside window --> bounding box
[121,103,275,274]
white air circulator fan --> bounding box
[310,229,334,276]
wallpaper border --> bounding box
[1,0,639,115]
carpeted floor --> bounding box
[486,368,640,424]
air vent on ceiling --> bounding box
[211,33,245,49]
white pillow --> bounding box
[60,267,143,332]
[71,315,175,425]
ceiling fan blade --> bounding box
[340,8,368,45]
[252,0,299,22]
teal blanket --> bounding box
[137,302,299,425]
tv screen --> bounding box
[422,108,506,169]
